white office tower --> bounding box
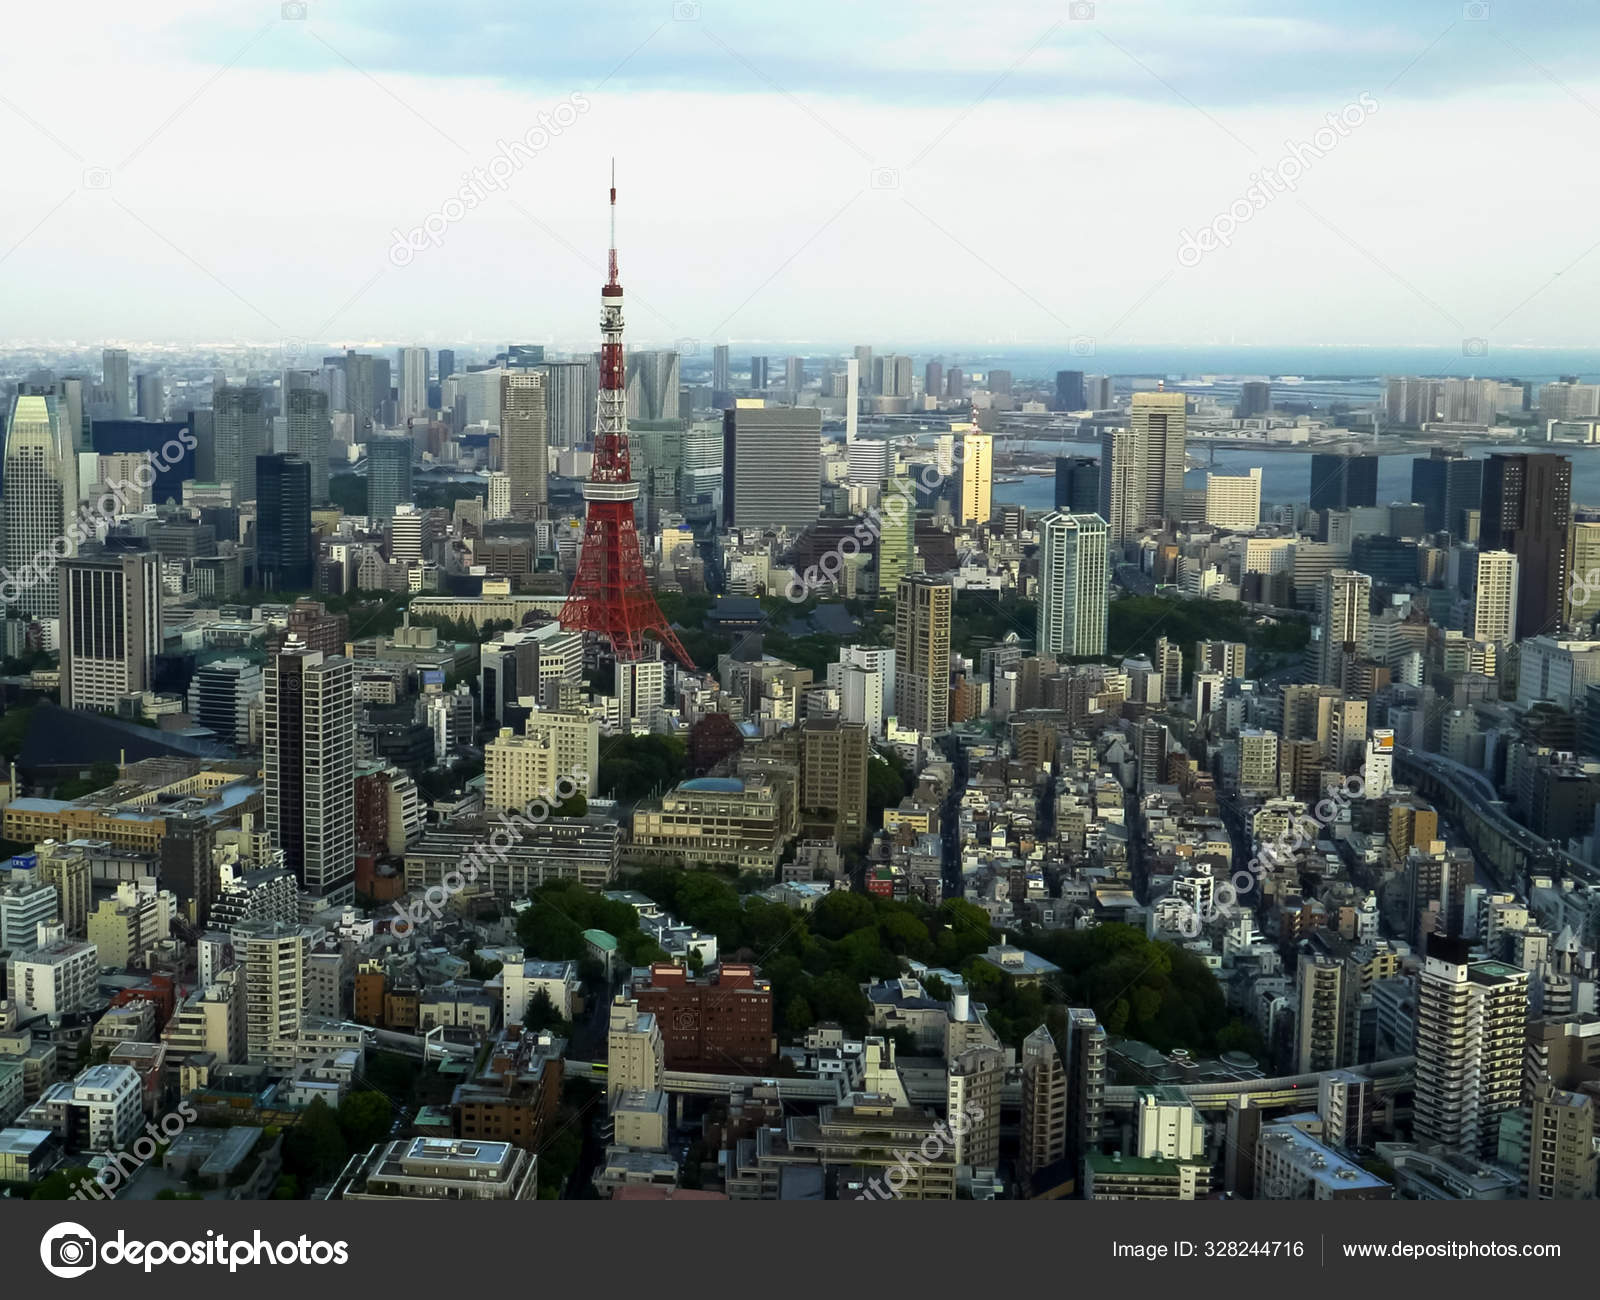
[1413,937,1529,1157]
[398,346,429,420]
[1363,729,1394,797]
[834,644,895,720]
[845,357,859,443]
[2,392,79,620]
[1319,569,1372,686]
[1130,390,1187,526]
[847,437,891,488]
[264,637,356,902]
[59,550,162,712]
[1203,467,1262,530]
[1472,550,1518,645]
[486,471,512,521]
[617,659,667,730]
[829,662,886,738]
[1036,512,1108,658]
[389,504,423,564]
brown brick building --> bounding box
[633,963,775,1072]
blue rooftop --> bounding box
[680,777,744,793]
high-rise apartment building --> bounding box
[485,471,512,521]
[1569,519,1600,626]
[1295,952,1359,1073]
[1527,1085,1597,1200]
[256,454,313,592]
[1036,512,1108,658]
[1065,1007,1107,1168]
[213,385,268,502]
[501,370,550,520]
[1098,426,1143,545]
[59,550,161,712]
[1319,570,1372,687]
[1020,1025,1067,1193]
[234,919,309,1063]
[1130,391,1186,526]
[484,710,600,811]
[1412,936,1529,1157]
[1471,550,1518,644]
[2,391,77,620]
[264,638,356,901]
[1481,452,1572,638]
[366,433,413,525]
[958,431,992,526]
[948,1046,1005,1169]
[894,575,952,736]
[722,406,821,531]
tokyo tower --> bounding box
[558,167,695,669]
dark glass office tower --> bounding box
[1411,448,1483,536]
[1054,456,1099,512]
[1055,370,1086,412]
[256,453,313,591]
[1481,452,1572,638]
[1309,453,1378,510]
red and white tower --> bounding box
[559,168,695,668]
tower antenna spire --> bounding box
[608,158,618,287]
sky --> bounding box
[5,0,1600,353]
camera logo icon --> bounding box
[41,1223,97,1279]
[871,167,900,190]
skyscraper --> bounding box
[285,388,332,505]
[1411,448,1483,536]
[945,366,964,400]
[1319,570,1372,686]
[749,356,768,391]
[958,431,992,526]
[89,418,193,504]
[853,346,873,395]
[501,370,550,520]
[1065,1007,1107,1169]
[894,575,952,735]
[398,346,429,420]
[538,359,594,450]
[722,406,821,531]
[877,477,915,596]
[712,344,731,397]
[1098,426,1143,546]
[784,355,804,397]
[1236,380,1271,418]
[1481,452,1572,638]
[213,385,268,502]
[2,391,77,619]
[264,638,355,901]
[102,348,130,418]
[925,360,944,401]
[343,351,378,435]
[626,350,680,421]
[437,349,457,386]
[1471,550,1518,645]
[1055,370,1086,412]
[1019,1025,1067,1195]
[256,454,313,592]
[366,433,413,525]
[1130,391,1187,526]
[135,372,164,420]
[1054,456,1098,513]
[1036,512,1108,658]
[59,550,161,711]
[1309,453,1379,511]
[1412,936,1528,1157]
